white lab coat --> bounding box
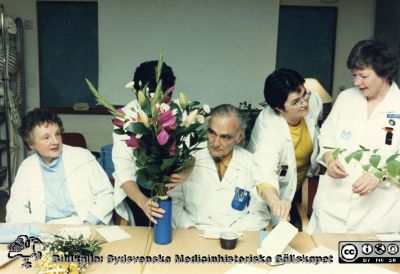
[309,82,400,233]
[112,99,140,225]
[6,145,114,224]
[247,92,322,202]
[169,146,270,231]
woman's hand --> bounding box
[165,173,188,189]
[270,200,291,221]
[326,160,348,179]
[165,157,196,189]
[352,173,380,196]
[139,197,165,224]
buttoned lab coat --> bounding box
[112,99,141,225]
[309,82,400,233]
[169,146,270,230]
[247,92,322,204]
[6,145,114,224]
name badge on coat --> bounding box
[231,187,250,211]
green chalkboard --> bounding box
[276,6,337,93]
[37,1,100,113]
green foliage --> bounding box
[325,145,400,186]
[329,147,346,160]
[125,123,150,135]
[44,234,104,257]
[369,154,381,168]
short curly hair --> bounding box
[133,60,176,93]
[19,108,64,149]
[347,39,399,83]
[263,68,305,112]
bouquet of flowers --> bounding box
[35,234,104,274]
[86,53,210,196]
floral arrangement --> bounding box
[326,145,400,187]
[35,235,104,274]
[86,53,210,196]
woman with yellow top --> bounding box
[247,68,322,226]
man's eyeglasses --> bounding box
[291,90,311,108]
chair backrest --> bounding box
[61,133,87,149]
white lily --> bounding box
[179,92,188,109]
[184,109,198,127]
[138,109,150,127]
[137,90,146,106]
[125,81,135,89]
[196,114,205,124]
[203,104,211,113]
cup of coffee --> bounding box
[220,231,238,250]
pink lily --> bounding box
[125,135,140,148]
[113,118,124,128]
[158,110,177,130]
[163,86,174,103]
[157,128,169,145]
[113,108,125,127]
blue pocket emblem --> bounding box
[231,187,250,211]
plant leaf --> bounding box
[113,128,125,135]
[369,154,381,168]
[332,148,341,160]
[362,164,371,172]
[125,123,150,135]
[353,150,363,161]
[387,160,400,178]
[160,157,176,171]
[386,153,400,164]
[323,146,337,150]
[344,154,352,163]
[359,145,370,151]
[374,170,386,180]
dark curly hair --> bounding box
[263,68,305,112]
[347,39,399,83]
[133,60,176,93]
[19,108,64,149]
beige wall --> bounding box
[0,0,376,151]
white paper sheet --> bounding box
[0,249,17,267]
[261,221,298,257]
[224,264,269,274]
[95,226,131,242]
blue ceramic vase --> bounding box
[154,196,172,244]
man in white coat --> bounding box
[170,104,269,230]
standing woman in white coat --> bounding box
[248,69,322,226]
[6,108,114,224]
[309,39,400,233]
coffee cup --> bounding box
[220,231,238,250]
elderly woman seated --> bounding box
[6,108,114,225]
